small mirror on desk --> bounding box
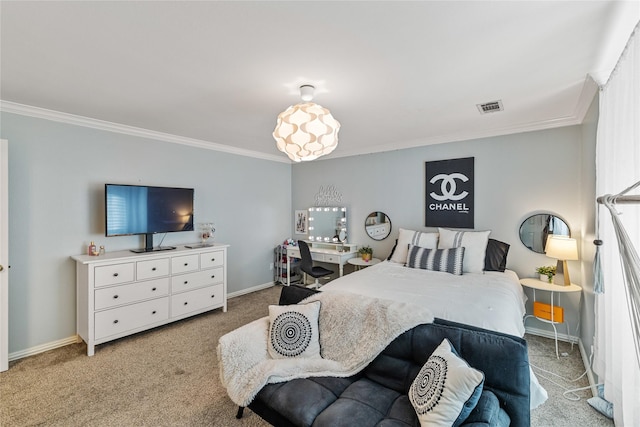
[308,207,347,243]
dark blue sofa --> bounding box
[239,286,530,426]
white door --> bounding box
[1,139,8,371]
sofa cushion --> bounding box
[268,301,321,359]
[409,338,484,427]
[464,390,511,426]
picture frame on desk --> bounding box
[295,210,307,234]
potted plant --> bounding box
[358,246,373,262]
[536,265,556,283]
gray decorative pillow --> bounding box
[409,338,485,427]
[268,301,321,359]
[406,245,465,275]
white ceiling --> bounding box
[1,1,639,162]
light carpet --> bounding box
[0,285,612,426]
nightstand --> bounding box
[520,278,582,358]
[348,257,381,271]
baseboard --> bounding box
[9,283,277,363]
[227,282,276,299]
[8,335,80,362]
[524,325,579,344]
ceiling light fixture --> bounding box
[273,85,341,162]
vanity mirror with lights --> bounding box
[308,206,348,243]
[284,206,358,285]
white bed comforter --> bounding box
[322,261,527,337]
[320,261,549,408]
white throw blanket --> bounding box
[217,290,434,407]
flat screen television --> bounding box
[105,184,194,253]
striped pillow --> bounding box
[406,245,465,275]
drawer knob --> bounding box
[211,258,215,262]
[183,302,188,306]
[211,274,215,279]
[113,295,119,299]
[183,281,188,285]
[152,310,157,315]
[152,287,157,291]
[113,273,119,277]
[113,319,119,324]
[152,267,157,271]
[211,294,215,298]
[184,263,188,266]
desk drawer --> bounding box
[95,278,169,310]
[95,297,169,340]
[95,263,135,288]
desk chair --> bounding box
[297,240,334,289]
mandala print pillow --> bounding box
[268,301,321,359]
[409,338,485,427]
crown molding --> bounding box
[0,101,290,164]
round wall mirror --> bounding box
[365,211,392,240]
[519,213,570,254]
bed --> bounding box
[318,227,549,408]
[321,261,526,337]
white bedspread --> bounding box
[321,261,549,408]
[322,261,527,337]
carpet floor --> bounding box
[0,285,612,426]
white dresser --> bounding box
[73,244,228,356]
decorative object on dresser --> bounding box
[544,235,579,286]
[72,244,228,356]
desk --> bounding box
[285,242,357,286]
[348,257,381,271]
[520,278,582,358]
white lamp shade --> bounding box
[545,235,579,260]
[273,102,340,162]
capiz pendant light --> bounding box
[273,85,340,162]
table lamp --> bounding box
[545,235,579,286]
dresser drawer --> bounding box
[171,268,224,293]
[94,297,169,340]
[137,258,169,280]
[94,277,170,310]
[94,263,135,288]
[171,254,199,274]
[171,284,223,317]
[200,250,224,269]
[323,254,340,263]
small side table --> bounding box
[520,278,582,358]
[348,257,381,271]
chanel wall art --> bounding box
[425,157,474,228]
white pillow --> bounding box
[389,228,439,264]
[268,301,321,359]
[409,338,485,427]
[438,228,490,273]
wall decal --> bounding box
[425,157,474,228]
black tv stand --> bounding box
[130,246,176,254]
[130,233,176,253]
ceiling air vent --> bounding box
[477,100,503,114]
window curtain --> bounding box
[594,21,640,426]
